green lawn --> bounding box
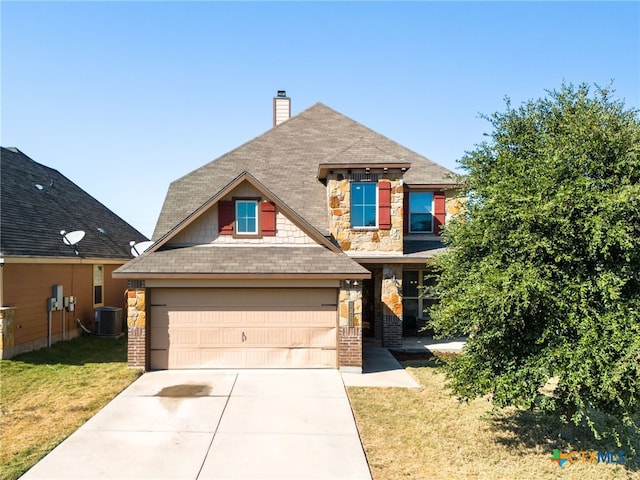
[348,358,639,480]
[1,336,141,480]
[3,341,637,480]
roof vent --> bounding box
[273,90,291,127]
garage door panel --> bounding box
[150,288,338,369]
[290,327,337,348]
[163,348,338,369]
[170,329,199,346]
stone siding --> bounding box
[337,282,363,371]
[327,171,404,253]
[445,192,465,224]
[338,281,362,327]
[127,288,146,369]
[381,265,403,348]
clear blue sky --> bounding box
[2,1,638,238]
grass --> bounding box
[2,341,637,480]
[348,355,639,480]
[0,336,141,480]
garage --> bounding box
[149,287,338,369]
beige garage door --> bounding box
[149,288,338,369]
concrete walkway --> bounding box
[341,347,420,388]
[400,336,466,353]
[20,370,372,480]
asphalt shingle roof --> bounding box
[153,103,455,240]
[1,147,147,259]
[114,245,370,277]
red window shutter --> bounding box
[403,190,409,235]
[434,191,446,235]
[378,181,391,230]
[260,201,276,236]
[218,200,234,235]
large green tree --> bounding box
[430,83,640,445]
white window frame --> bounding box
[351,182,378,229]
[235,199,259,235]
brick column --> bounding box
[381,265,403,349]
[127,287,146,369]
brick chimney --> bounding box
[273,90,291,127]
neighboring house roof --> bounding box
[114,245,370,279]
[153,102,456,240]
[1,147,147,259]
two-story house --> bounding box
[114,92,459,372]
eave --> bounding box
[113,272,371,280]
[2,256,130,265]
[317,162,411,179]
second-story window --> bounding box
[235,200,258,235]
[409,192,434,233]
[351,182,377,228]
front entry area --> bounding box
[149,288,338,369]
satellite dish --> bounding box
[60,230,85,246]
[130,240,154,257]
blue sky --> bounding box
[2,1,638,238]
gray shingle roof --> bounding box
[1,147,148,259]
[153,103,455,240]
[113,245,371,278]
[402,240,448,258]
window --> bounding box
[218,199,276,237]
[93,265,103,306]
[235,200,258,235]
[409,192,434,233]
[402,269,438,335]
[351,182,377,228]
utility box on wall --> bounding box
[94,307,123,336]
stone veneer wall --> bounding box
[338,281,363,371]
[127,288,146,369]
[338,281,362,327]
[327,171,404,253]
[381,264,403,348]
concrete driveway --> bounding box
[20,370,372,480]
